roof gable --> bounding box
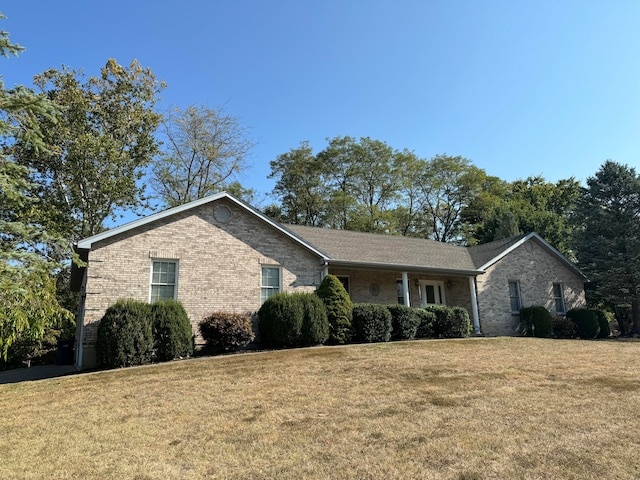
[467,232,587,280]
[75,192,328,259]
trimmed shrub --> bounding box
[427,305,470,338]
[553,315,575,339]
[199,312,254,352]
[387,304,420,340]
[151,300,193,361]
[298,293,330,346]
[317,274,353,345]
[96,299,153,368]
[415,309,436,338]
[351,303,392,343]
[566,308,600,339]
[451,307,472,338]
[595,309,611,338]
[258,293,303,347]
[520,306,553,338]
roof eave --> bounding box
[327,259,483,276]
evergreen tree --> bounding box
[573,161,640,333]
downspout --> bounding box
[469,276,481,335]
[402,272,410,307]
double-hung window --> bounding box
[509,281,521,314]
[150,261,178,302]
[553,283,566,314]
[261,266,281,303]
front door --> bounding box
[419,281,445,307]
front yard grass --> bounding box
[2,337,639,479]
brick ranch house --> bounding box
[71,192,587,369]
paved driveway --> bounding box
[0,365,78,384]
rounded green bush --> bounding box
[426,305,470,338]
[520,306,554,338]
[451,307,472,338]
[151,300,194,361]
[96,299,153,368]
[415,309,435,338]
[199,312,255,352]
[351,303,392,343]
[566,308,600,339]
[317,274,353,344]
[258,293,303,347]
[387,304,420,340]
[297,293,330,346]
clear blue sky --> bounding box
[3,1,640,206]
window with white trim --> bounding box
[553,282,565,314]
[261,266,281,303]
[509,280,521,314]
[150,261,178,302]
[396,280,404,304]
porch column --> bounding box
[402,272,410,307]
[468,276,481,335]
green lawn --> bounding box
[1,337,639,479]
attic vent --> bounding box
[214,205,232,223]
[149,250,180,259]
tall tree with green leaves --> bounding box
[463,176,580,254]
[392,150,429,237]
[11,58,164,241]
[573,161,640,333]
[418,154,488,243]
[0,14,72,359]
[269,141,328,225]
[150,105,255,208]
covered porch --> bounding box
[323,265,481,334]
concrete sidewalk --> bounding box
[0,364,79,384]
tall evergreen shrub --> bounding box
[258,293,303,347]
[96,299,153,368]
[298,293,330,345]
[151,300,193,361]
[317,274,353,344]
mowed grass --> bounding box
[2,338,640,479]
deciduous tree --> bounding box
[12,58,164,241]
[151,105,255,207]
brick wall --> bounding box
[476,237,586,336]
[329,268,474,313]
[80,199,323,368]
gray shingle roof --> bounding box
[284,224,481,274]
